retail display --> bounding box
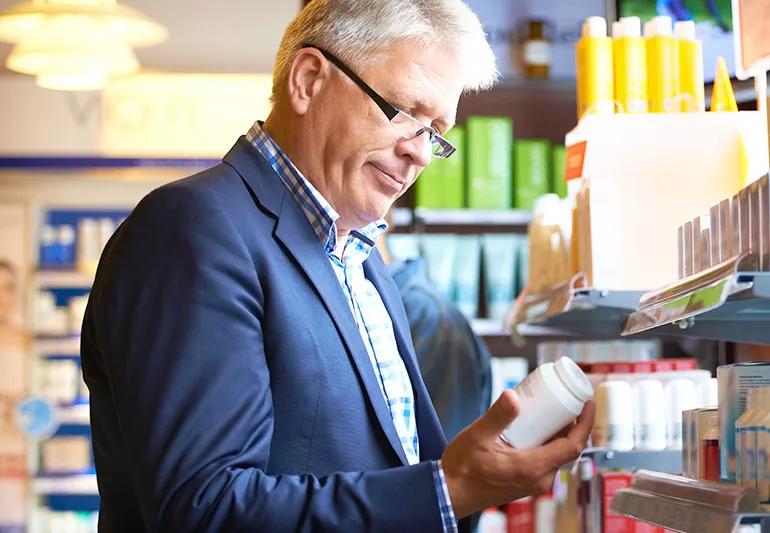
[414,126,465,209]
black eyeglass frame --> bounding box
[302,44,456,159]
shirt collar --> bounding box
[246,121,387,262]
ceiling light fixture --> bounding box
[0,0,167,91]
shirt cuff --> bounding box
[431,460,458,533]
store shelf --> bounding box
[55,404,90,426]
[414,208,531,226]
[391,207,532,227]
[511,275,644,340]
[583,448,682,474]
[611,470,768,533]
[34,270,94,288]
[623,254,770,344]
[34,337,80,356]
[32,475,98,496]
[471,318,508,337]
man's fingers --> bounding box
[525,400,596,468]
[473,389,520,441]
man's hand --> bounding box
[441,389,595,518]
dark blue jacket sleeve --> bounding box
[87,184,445,532]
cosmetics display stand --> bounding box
[610,470,770,532]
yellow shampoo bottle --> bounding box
[576,16,614,119]
[613,16,647,113]
[675,20,705,112]
[645,16,679,112]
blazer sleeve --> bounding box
[87,182,445,532]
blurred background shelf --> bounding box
[55,404,90,426]
[34,270,94,289]
[32,475,98,496]
[34,337,81,356]
[391,207,532,229]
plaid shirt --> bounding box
[247,122,457,532]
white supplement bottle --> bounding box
[634,379,667,451]
[664,378,698,450]
[502,357,594,449]
[593,380,634,451]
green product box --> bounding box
[415,126,465,208]
[466,116,513,209]
[551,144,567,198]
[514,139,551,210]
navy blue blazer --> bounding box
[81,137,463,532]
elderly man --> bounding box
[81,1,594,531]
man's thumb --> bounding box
[474,389,520,440]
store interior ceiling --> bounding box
[0,0,301,76]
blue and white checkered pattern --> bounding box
[247,122,457,531]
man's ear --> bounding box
[286,48,329,115]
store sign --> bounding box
[101,73,273,157]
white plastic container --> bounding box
[665,378,698,450]
[502,357,594,449]
[634,379,666,451]
[593,380,634,451]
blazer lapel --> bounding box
[364,254,447,460]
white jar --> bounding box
[593,380,634,451]
[634,379,667,451]
[664,378,698,450]
[502,357,594,449]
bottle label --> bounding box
[523,40,551,66]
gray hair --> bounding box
[271,0,498,105]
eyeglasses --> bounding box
[304,44,456,159]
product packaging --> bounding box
[551,144,567,198]
[634,379,666,451]
[576,16,614,119]
[664,378,698,450]
[593,379,634,451]
[514,139,551,210]
[717,363,770,481]
[419,234,457,302]
[466,116,513,209]
[644,16,679,113]
[674,20,705,112]
[612,16,647,113]
[697,408,719,481]
[453,234,481,319]
[415,126,466,209]
[386,234,421,262]
[481,234,520,321]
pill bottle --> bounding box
[503,357,594,448]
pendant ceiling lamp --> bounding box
[0,0,167,91]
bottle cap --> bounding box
[619,16,642,38]
[554,356,594,402]
[644,16,672,38]
[674,20,696,40]
[582,16,607,38]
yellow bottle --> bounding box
[645,16,679,112]
[613,16,647,113]
[675,20,705,112]
[576,16,614,119]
